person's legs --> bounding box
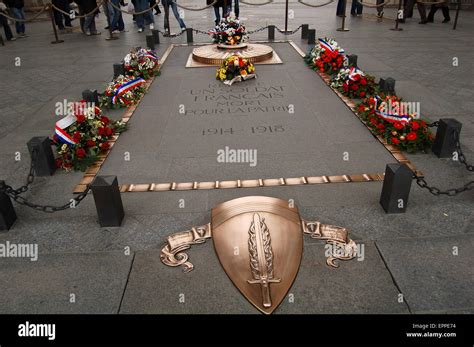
[163,0,170,31]
[350,0,357,15]
[234,0,239,17]
[214,6,220,24]
[417,2,427,23]
[11,8,23,34]
[170,1,185,28]
[441,5,450,21]
[63,0,72,27]
[109,1,119,30]
[376,0,384,16]
[427,4,437,21]
[336,0,344,15]
[404,0,415,18]
[0,14,13,40]
[53,6,65,29]
[84,12,98,33]
[135,0,146,29]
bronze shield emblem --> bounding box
[211,196,303,314]
[161,195,357,314]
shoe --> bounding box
[92,31,101,35]
[427,18,434,23]
[138,28,144,32]
[181,27,186,32]
[442,18,450,23]
[104,26,109,29]
[112,30,120,34]
[149,23,154,30]
[419,20,428,24]
[376,11,384,18]
[8,37,16,41]
[18,33,26,38]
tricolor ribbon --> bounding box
[348,66,364,81]
[318,38,345,54]
[112,78,146,104]
[374,96,411,124]
[55,115,77,145]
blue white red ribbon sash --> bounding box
[55,115,77,145]
[318,38,345,54]
[374,96,411,124]
[348,66,364,81]
[112,78,146,104]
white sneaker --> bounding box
[149,23,154,30]
[181,27,186,32]
[138,28,143,33]
[112,30,120,34]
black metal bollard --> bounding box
[307,29,316,45]
[268,25,275,41]
[348,54,358,68]
[27,137,56,176]
[146,35,155,50]
[301,24,309,39]
[379,77,396,94]
[0,181,17,231]
[186,28,193,43]
[151,29,160,44]
[432,119,462,158]
[82,89,99,105]
[113,63,125,78]
[91,175,124,227]
[380,163,413,214]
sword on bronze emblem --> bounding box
[247,213,281,308]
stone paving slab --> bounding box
[376,234,474,313]
[98,42,394,184]
[0,251,132,313]
[120,240,408,314]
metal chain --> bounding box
[156,28,185,37]
[193,28,210,35]
[0,150,90,213]
[416,129,473,196]
[275,24,303,35]
[247,25,269,35]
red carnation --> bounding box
[100,116,110,125]
[377,123,385,130]
[394,122,404,130]
[104,127,113,137]
[101,141,110,151]
[53,134,59,143]
[76,115,86,123]
[343,84,349,92]
[391,137,400,145]
[98,127,106,136]
[95,107,101,115]
[73,132,82,142]
[75,148,86,158]
[351,84,359,91]
[359,92,366,98]
[55,158,63,168]
[407,132,417,141]
[411,122,420,130]
[86,140,96,147]
[360,78,367,86]
[358,104,365,112]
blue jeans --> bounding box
[109,0,124,31]
[135,0,154,29]
[12,7,25,34]
[230,0,239,17]
[214,5,231,24]
[162,0,185,30]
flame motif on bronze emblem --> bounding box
[247,213,281,308]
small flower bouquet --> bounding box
[100,75,146,109]
[210,15,248,46]
[52,102,127,171]
[124,47,160,80]
[331,67,378,99]
[304,37,348,75]
[216,55,256,85]
[356,94,433,153]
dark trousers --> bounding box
[52,0,72,29]
[0,12,13,40]
[351,0,362,15]
[230,0,239,17]
[149,0,161,13]
[404,0,427,20]
[428,4,450,20]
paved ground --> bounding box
[0,1,473,314]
